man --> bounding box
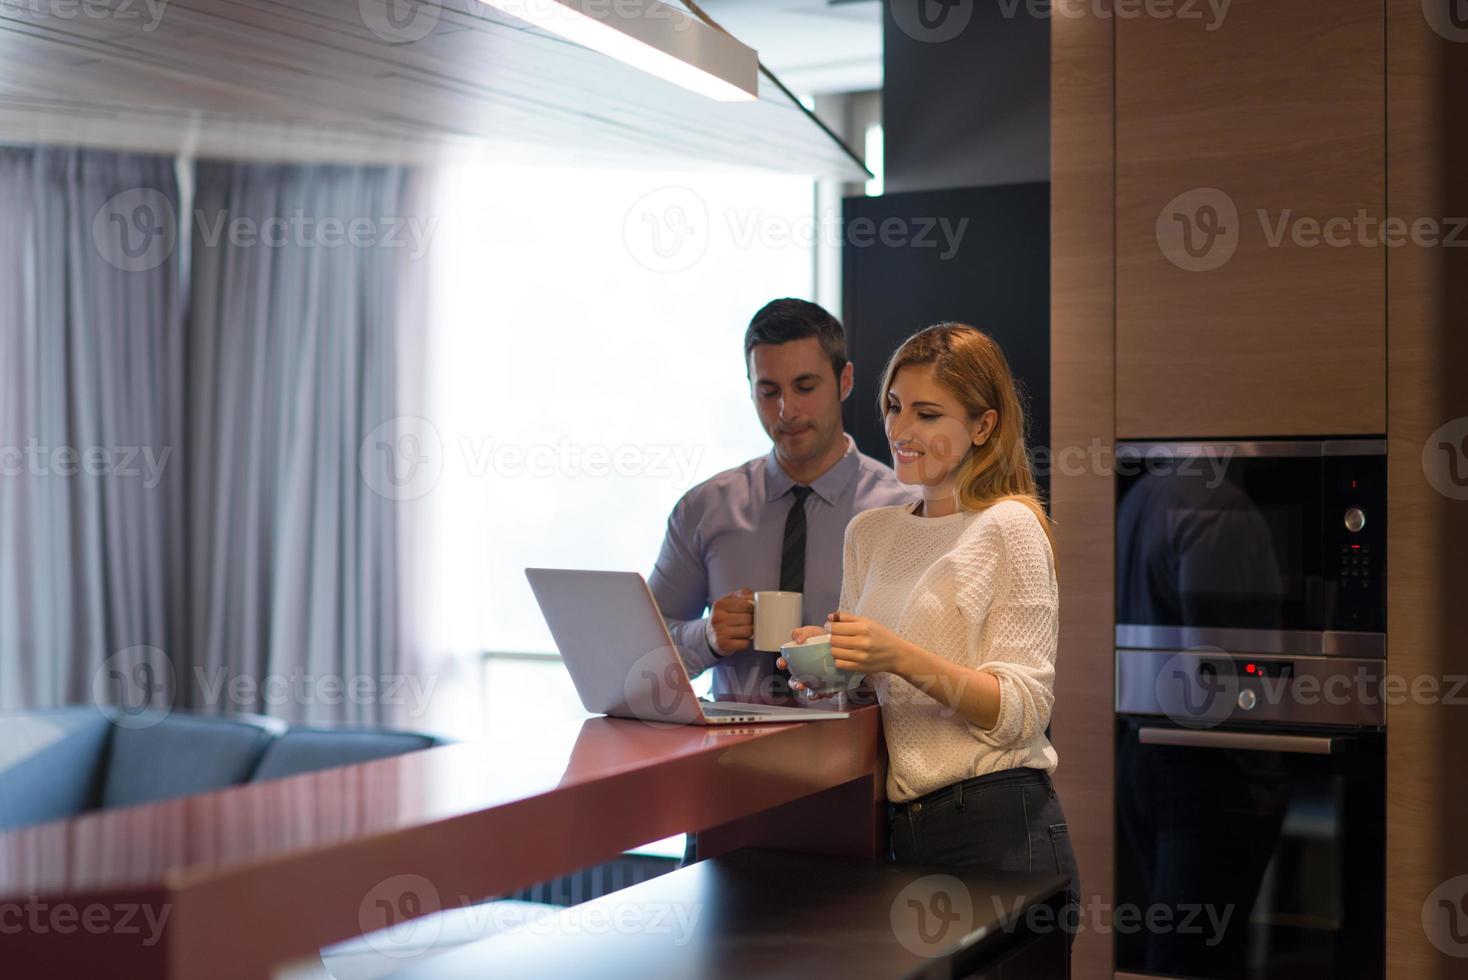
[648,298,916,706]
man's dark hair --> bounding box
[743,299,848,380]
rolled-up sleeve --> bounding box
[648,494,718,676]
[956,508,1058,748]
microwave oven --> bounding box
[1114,439,1385,658]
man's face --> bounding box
[748,336,853,468]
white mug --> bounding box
[752,591,803,652]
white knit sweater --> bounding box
[839,498,1060,802]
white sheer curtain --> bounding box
[186,161,435,724]
[0,148,437,724]
[0,147,187,710]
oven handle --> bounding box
[1137,726,1336,755]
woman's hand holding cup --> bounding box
[788,624,829,646]
[778,623,835,697]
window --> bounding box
[423,164,816,657]
[864,123,884,197]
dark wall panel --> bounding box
[841,181,1050,501]
[883,0,1050,193]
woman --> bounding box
[781,322,1080,926]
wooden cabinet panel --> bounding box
[1384,4,1468,978]
[1115,0,1386,438]
[1051,7,1117,979]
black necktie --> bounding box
[780,485,814,593]
[774,485,814,692]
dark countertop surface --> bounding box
[384,847,1071,979]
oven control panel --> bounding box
[1115,648,1386,728]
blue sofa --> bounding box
[0,706,444,832]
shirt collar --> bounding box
[764,433,861,506]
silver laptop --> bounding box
[525,568,848,725]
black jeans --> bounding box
[889,767,1081,940]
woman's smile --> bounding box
[893,444,924,463]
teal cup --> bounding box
[779,635,859,697]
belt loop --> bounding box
[955,779,965,812]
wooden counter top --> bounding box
[0,707,882,979]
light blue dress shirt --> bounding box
[648,434,916,702]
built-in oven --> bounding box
[1114,439,1387,980]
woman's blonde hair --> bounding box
[878,322,1053,548]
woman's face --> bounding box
[884,363,994,488]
